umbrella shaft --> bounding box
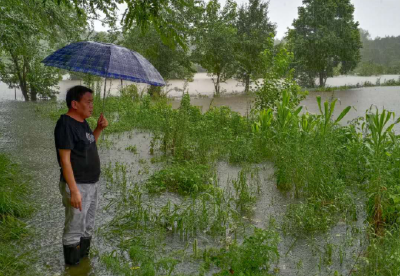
[102,77,107,113]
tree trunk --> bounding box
[319,72,325,87]
[24,57,37,101]
[244,75,250,93]
[31,88,37,101]
[10,52,29,101]
[214,73,221,96]
[21,85,29,101]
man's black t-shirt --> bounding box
[54,115,100,183]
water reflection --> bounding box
[63,257,93,276]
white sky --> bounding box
[93,0,400,40]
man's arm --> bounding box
[59,149,82,211]
[93,113,108,142]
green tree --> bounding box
[0,0,86,101]
[122,26,195,82]
[254,37,305,111]
[288,0,362,87]
[49,0,203,49]
[235,0,276,93]
[192,0,237,96]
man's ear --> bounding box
[71,100,79,110]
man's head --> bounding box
[66,85,94,119]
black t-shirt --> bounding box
[54,114,100,183]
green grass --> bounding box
[310,76,400,92]
[0,154,34,276]
[146,161,212,195]
[209,227,280,276]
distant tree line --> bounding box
[352,29,400,76]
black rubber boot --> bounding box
[63,242,81,265]
[80,236,92,258]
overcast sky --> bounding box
[94,0,400,40]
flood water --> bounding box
[1,72,399,100]
[0,74,399,275]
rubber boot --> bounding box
[63,242,81,265]
[80,236,92,258]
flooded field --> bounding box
[1,75,400,275]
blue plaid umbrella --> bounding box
[42,41,165,86]
[42,41,165,110]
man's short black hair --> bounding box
[66,85,93,108]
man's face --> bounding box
[73,92,93,118]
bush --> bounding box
[211,227,280,275]
[146,162,212,194]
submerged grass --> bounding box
[36,82,400,274]
[0,153,34,276]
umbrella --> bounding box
[42,41,166,110]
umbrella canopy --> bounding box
[42,41,165,86]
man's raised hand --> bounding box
[97,113,108,130]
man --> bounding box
[54,85,108,265]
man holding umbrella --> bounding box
[55,85,108,265]
[43,41,165,265]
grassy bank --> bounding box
[0,153,34,276]
[36,84,400,275]
[309,76,400,92]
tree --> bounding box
[235,0,276,93]
[254,37,305,111]
[122,26,195,82]
[49,0,203,49]
[0,0,86,101]
[192,0,237,96]
[288,0,362,87]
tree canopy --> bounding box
[48,0,203,49]
[191,0,238,95]
[122,25,195,81]
[235,0,276,93]
[288,0,362,87]
[0,0,86,100]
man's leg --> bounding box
[59,181,90,265]
[81,183,98,258]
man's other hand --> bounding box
[97,113,108,130]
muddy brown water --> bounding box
[1,77,397,275]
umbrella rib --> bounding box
[105,44,112,78]
[128,49,149,84]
